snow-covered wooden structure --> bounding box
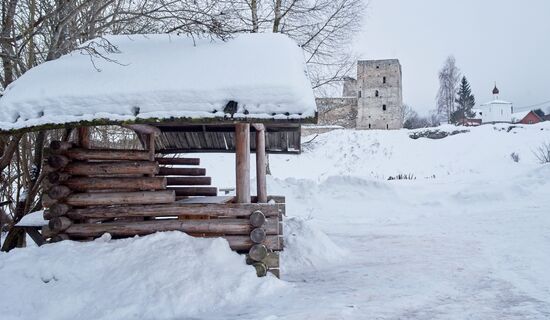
[0,34,317,277]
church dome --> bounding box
[492,84,500,95]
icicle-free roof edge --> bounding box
[0,33,317,133]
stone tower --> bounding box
[355,59,403,130]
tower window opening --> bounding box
[382,104,387,111]
[358,91,361,98]
[375,90,379,97]
[386,124,389,129]
[383,76,386,84]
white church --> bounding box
[477,85,514,123]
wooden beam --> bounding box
[157,148,301,155]
[63,177,167,191]
[65,203,283,220]
[64,161,159,176]
[123,124,161,136]
[167,187,217,197]
[24,227,45,246]
[63,148,150,161]
[62,219,276,237]
[235,123,250,203]
[255,124,267,203]
[147,133,156,161]
[64,191,175,206]
[158,167,206,176]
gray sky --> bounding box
[354,0,550,115]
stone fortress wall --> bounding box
[305,59,403,135]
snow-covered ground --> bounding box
[1,123,550,319]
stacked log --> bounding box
[155,156,217,199]
[41,141,176,240]
[41,140,284,278]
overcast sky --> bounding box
[354,0,550,115]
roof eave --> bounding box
[0,113,318,135]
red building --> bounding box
[516,111,543,124]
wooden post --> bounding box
[147,133,155,161]
[254,124,267,203]
[235,124,251,203]
[77,127,90,149]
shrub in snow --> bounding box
[510,152,520,163]
[534,142,550,164]
[387,173,416,180]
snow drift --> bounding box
[0,232,284,320]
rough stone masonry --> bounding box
[309,59,403,134]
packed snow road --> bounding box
[1,124,549,319]
[203,167,550,319]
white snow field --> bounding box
[1,123,550,319]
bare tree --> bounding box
[436,56,461,122]
[0,0,236,249]
[534,142,550,164]
[227,0,365,91]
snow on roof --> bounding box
[480,99,512,106]
[0,33,317,132]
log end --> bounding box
[249,210,266,228]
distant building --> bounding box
[355,60,404,130]
[479,84,513,123]
[513,110,543,124]
[306,59,403,135]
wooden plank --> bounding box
[64,148,150,161]
[64,161,159,176]
[64,191,175,206]
[66,203,283,220]
[167,187,217,197]
[155,157,200,165]
[177,196,234,204]
[165,176,211,186]
[24,227,45,246]
[235,123,250,203]
[158,167,206,176]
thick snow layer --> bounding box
[193,123,550,318]
[0,232,285,319]
[15,210,47,227]
[0,33,316,131]
[2,123,550,319]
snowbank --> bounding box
[282,217,348,272]
[0,232,284,320]
[0,33,316,131]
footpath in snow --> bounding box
[1,123,550,319]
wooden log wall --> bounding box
[41,136,284,278]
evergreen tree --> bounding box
[452,76,476,124]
